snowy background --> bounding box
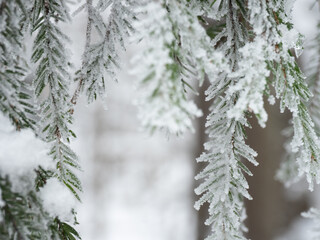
[66,6,198,239]
[47,0,320,239]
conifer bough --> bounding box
[1,0,320,239]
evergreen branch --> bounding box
[282,17,320,232]
[35,166,54,191]
[73,0,137,104]
[194,1,256,239]
[30,0,82,200]
[132,1,203,135]
[51,217,81,240]
[70,0,94,107]
[309,23,320,136]
[0,0,37,131]
[0,176,46,240]
[2,1,320,239]
[261,1,320,190]
[0,175,81,240]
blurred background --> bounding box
[63,1,320,239]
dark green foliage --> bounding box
[0,176,44,240]
[0,175,81,240]
[0,0,82,238]
[50,218,81,240]
[35,166,54,191]
[0,0,37,131]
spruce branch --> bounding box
[194,1,257,239]
[70,0,93,107]
[0,175,81,240]
[132,0,213,135]
[295,14,320,240]
[260,1,320,190]
[0,0,37,131]
[72,0,137,104]
[30,0,82,200]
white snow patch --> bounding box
[268,95,275,105]
[39,178,77,222]
[0,113,54,193]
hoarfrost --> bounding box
[132,1,203,135]
[227,38,269,127]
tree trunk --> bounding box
[246,103,308,240]
[192,81,211,240]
